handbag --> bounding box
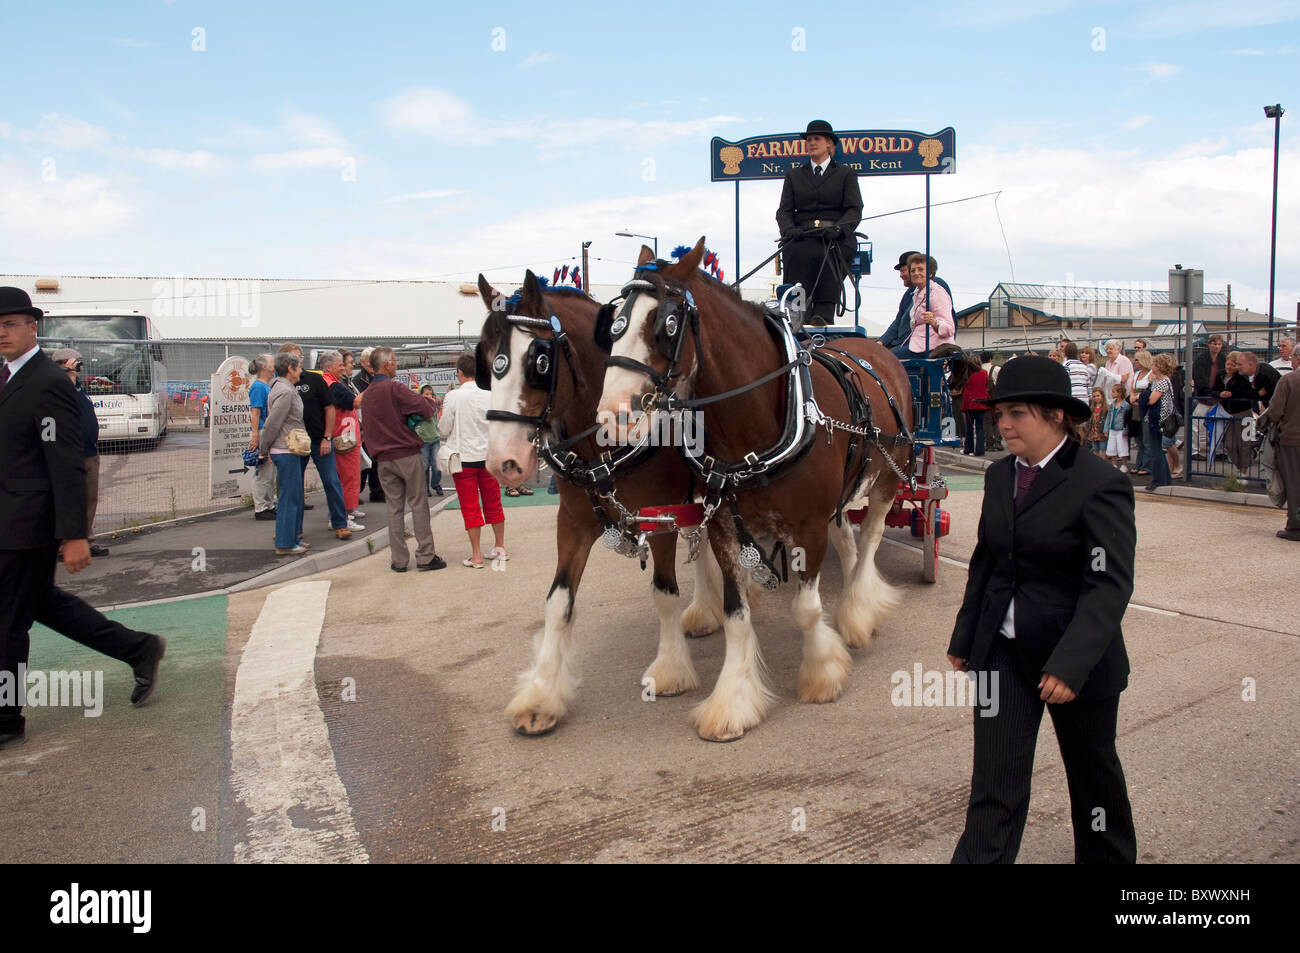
[286,428,312,456]
[436,442,462,475]
[334,417,358,452]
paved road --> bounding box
[4,466,1297,863]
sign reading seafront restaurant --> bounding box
[208,356,253,499]
[710,128,956,181]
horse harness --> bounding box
[474,294,670,550]
[599,264,916,582]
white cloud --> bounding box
[378,189,462,204]
[519,51,555,69]
[379,87,473,134]
[109,147,229,172]
[1134,0,1300,35]
[249,147,352,171]
[0,113,114,150]
[1122,115,1154,129]
[1225,45,1298,55]
[283,110,349,148]
[0,162,133,239]
[378,86,743,152]
[1142,62,1181,79]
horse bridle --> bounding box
[597,267,700,412]
[475,297,579,435]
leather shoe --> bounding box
[131,634,166,706]
[90,544,110,557]
[1277,529,1300,541]
[254,509,277,521]
[0,727,26,750]
[417,556,447,571]
[391,564,408,572]
[334,528,353,540]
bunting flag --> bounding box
[552,267,561,285]
[571,267,581,290]
[670,243,724,282]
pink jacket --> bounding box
[905,280,955,353]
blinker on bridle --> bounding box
[476,302,578,433]
[601,272,700,409]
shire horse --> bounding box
[476,272,724,735]
[597,239,914,741]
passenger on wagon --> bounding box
[775,119,863,326]
[889,253,955,358]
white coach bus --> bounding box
[38,311,170,448]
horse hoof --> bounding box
[513,712,558,736]
[655,687,687,698]
[699,726,745,743]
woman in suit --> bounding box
[946,356,1138,863]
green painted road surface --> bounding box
[4,596,228,863]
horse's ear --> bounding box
[477,273,499,310]
[679,237,706,273]
[521,269,544,310]
[667,237,706,279]
[636,244,655,266]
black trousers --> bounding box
[1,544,152,732]
[952,637,1137,864]
[783,237,852,322]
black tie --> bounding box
[1015,463,1040,512]
[814,166,823,177]
[0,364,10,390]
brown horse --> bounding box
[597,239,914,741]
[476,271,724,735]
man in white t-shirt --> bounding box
[1272,338,1294,376]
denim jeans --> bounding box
[272,453,305,549]
[301,443,348,532]
[1147,415,1171,487]
[421,441,442,489]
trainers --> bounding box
[275,545,309,555]
[345,518,365,531]
[1120,465,1129,473]
[349,509,365,519]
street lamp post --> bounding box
[457,319,463,346]
[1264,104,1284,354]
[615,229,658,258]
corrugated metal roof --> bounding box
[995,282,1229,306]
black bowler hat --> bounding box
[0,286,43,320]
[977,355,1090,421]
[803,119,839,146]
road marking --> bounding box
[230,580,369,863]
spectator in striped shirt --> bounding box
[1061,342,1092,400]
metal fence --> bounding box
[34,337,463,535]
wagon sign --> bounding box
[710,127,957,181]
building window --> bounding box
[991,290,1009,328]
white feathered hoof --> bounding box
[691,683,772,743]
[836,605,877,649]
[681,600,721,639]
[797,639,851,704]
[505,683,565,736]
[642,656,700,698]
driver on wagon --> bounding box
[776,119,863,327]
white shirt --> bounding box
[999,434,1069,640]
[812,158,830,175]
[437,379,491,463]
[1272,356,1293,376]
[1,343,41,379]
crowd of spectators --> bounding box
[247,344,511,567]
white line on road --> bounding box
[230,580,370,863]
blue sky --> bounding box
[1,0,1296,332]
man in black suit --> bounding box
[947,356,1138,863]
[776,119,863,326]
[0,288,164,750]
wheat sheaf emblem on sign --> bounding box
[719,145,744,174]
[918,138,944,168]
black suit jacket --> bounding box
[776,160,863,238]
[948,439,1135,700]
[0,349,88,549]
